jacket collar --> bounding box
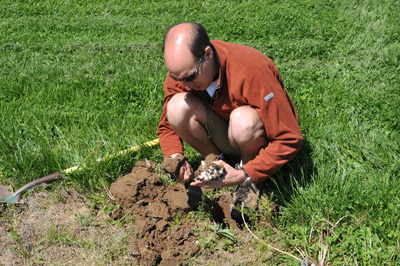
[208,42,223,103]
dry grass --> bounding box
[0,184,137,265]
[0,183,284,266]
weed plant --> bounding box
[1,0,399,264]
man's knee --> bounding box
[229,106,265,142]
[167,92,190,112]
[229,106,267,159]
[167,92,205,127]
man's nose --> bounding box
[182,81,193,90]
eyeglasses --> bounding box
[169,51,204,82]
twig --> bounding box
[389,239,399,261]
[354,248,359,266]
[262,216,307,260]
[98,174,115,200]
[343,252,349,265]
[321,217,336,229]
[103,183,115,200]
[145,158,152,168]
[241,202,303,263]
[320,241,328,266]
[335,215,353,227]
[309,222,314,245]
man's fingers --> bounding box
[184,166,193,181]
[212,159,226,166]
[190,180,202,186]
[176,161,193,183]
[177,164,186,183]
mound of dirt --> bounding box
[109,160,237,265]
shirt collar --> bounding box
[206,78,219,97]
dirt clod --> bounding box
[194,153,225,182]
[161,154,187,180]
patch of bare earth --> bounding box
[0,160,277,265]
[109,161,202,265]
[0,184,136,265]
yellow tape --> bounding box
[63,138,160,174]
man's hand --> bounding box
[190,160,246,189]
[169,153,194,183]
[176,160,193,183]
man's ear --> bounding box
[204,45,213,59]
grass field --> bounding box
[1,0,399,264]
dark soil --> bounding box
[109,160,236,265]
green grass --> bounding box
[1,0,399,264]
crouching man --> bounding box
[157,22,303,208]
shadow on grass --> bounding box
[261,139,316,207]
[186,140,316,209]
[184,142,316,226]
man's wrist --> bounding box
[170,153,183,158]
[235,164,252,185]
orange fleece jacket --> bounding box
[157,40,303,184]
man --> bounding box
[157,22,303,203]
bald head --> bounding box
[163,23,216,90]
[163,23,193,53]
[163,23,210,61]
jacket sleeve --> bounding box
[236,63,303,184]
[157,75,185,157]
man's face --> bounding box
[168,50,205,89]
[165,45,216,92]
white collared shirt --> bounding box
[206,78,219,97]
